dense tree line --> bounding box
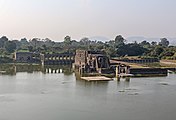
[0,35,175,60]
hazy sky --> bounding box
[0,0,176,41]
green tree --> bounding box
[115,35,125,46]
[64,36,71,45]
[42,44,47,51]
[31,38,38,50]
[151,41,157,46]
[151,46,164,57]
[20,38,28,44]
[28,46,34,52]
[80,37,90,45]
[117,43,147,56]
[159,38,169,47]
[5,41,16,53]
[0,36,8,48]
[140,41,150,48]
[105,45,116,57]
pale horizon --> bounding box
[0,0,176,41]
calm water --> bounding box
[0,65,176,120]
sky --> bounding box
[0,0,176,41]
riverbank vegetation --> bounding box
[0,35,175,63]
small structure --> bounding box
[14,52,33,63]
[115,63,131,75]
[110,61,132,77]
[75,50,114,74]
[14,52,74,65]
[14,52,41,63]
[110,60,168,77]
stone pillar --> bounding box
[116,65,120,78]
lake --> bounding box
[0,65,176,120]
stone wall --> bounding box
[130,68,167,76]
[75,50,87,67]
[42,53,75,65]
[15,52,33,63]
[113,58,159,63]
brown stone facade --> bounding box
[75,50,114,74]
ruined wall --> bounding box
[74,50,114,74]
[43,53,74,65]
[130,68,167,76]
[113,58,159,63]
[15,52,33,63]
[75,50,88,67]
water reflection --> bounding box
[0,64,73,75]
[0,64,16,75]
[0,68,176,120]
[116,77,131,82]
[116,78,131,89]
[43,65,73,75]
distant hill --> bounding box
[126,36,176,45]
[89,36,110,42]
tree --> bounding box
[106,47,116,57]
[63,36,72,53]
[150,46,164,57]
[115,35,125,46]
[5,41,16,53]
[30,38,38,50]
[117,43,147,56]
[20,38,28,44]
[42,44,47,51]
[28,46,34,52]
[159,38,169,47]
[0,36,8,48]
[80,37,90,45]
[140,41,150,48]
[64,36,71,45]
[151,41,157,46]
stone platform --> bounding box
[81,76,113,81]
